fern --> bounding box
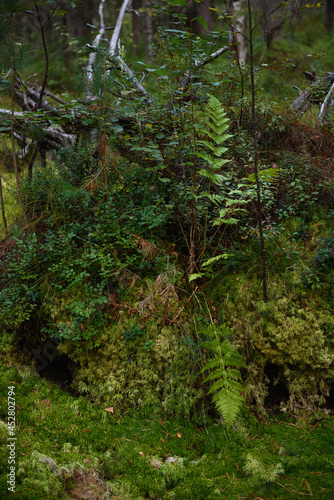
[200,324,246,429]
[197,94,233,184]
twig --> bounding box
[172,287,198,323]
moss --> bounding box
[59,314,202,416]
[1,365,334,499]
[221,282,334,412]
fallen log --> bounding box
[292,71,334,125]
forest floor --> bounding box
[0,363,334,500]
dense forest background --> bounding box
[1,0,334,498]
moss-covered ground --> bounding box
[0,364,333,499]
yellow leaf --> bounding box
[177,432,182,439]
[105,407,114,413]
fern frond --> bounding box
[204,127,232,141]
[188,272,204,282]
[213,217,239,226]
[225,197,249,207]
[207,378,226,393]
[213,389,245,429]
[248,167,280,183]
[201,326,246,429]
[197,142,229,157]
[198,156,230,170]
[198,170,227,184]
[201,254,230,267]
[227,379,246,391]
[205,193,225,206]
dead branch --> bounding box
[180,46,229,92]
[109,0,132,56]
[318,80,334,125]
[86,0,106,83]
[292,71,334,120]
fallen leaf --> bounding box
[105,407,114,413]
[139,452,144,457]
[177,432,182,439]
[84,458,90,463]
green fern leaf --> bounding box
[201,326,246,429]
[188,272,204,282]
[213,390,243,429]
[205,193,225,206]
[201,254,230,267]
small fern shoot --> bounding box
[200,324,246,429]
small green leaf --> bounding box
[195,16,208,31]
[168,0,188,5]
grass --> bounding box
[0,364,333,499]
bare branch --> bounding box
[109,0,132,56]
[0,109,24,118]
[180,47,228,89]
[44,90,68,105]
[86,0,106,82]
[318,80,334,125]
[195,47,229,68]
[114,52,149,97]
[85,43,149,97]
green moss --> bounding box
[223,288,334,412]
[1,365,334,499]
[57,313,202,416]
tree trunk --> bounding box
[229,0,247,65]
[142,0,153,60]
[191,0,212,35]
[325,0,334,33]
[248,0,268,303]
[132,0,140,56]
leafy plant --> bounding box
[190,95,250,281]
[197,94,233,187]
[200,324,246,428]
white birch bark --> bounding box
[318,80,334,125]
[86,0,106,83]
[230,0,247,65]
[109,0,132,56]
